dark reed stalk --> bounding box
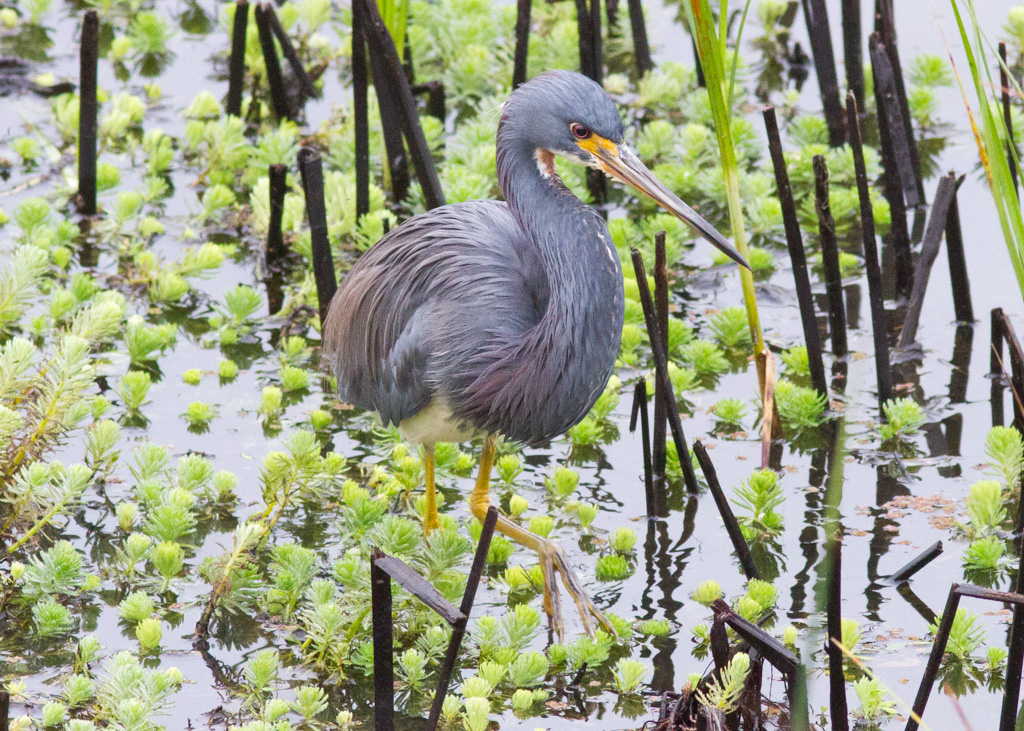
[841,0,863,109]
[427,506,498,730]
[363,29,409,202]
[370,549,395,731]
[1001,533,1024,731]
[693,440,759,580]
[0,690,7,731]
[77,10,99,216]
[813,155,848,357]
[897,174,959,349]
[652,231,669,488]
[869,32,912,298]
[993,308,1006,377]
[887,541,942,584]
[359,0,446,209]
[266,163,287,262]
[1000,42,1019,197]
[629,380,657,517]
[869,31,918,205]
[255,4,292,120]
[1002,310,1024,436]
[763,107,828,398]
[264,1,317,99]
[876,0,924,205]
[352,0,370,219]
[825,527,849,730]
[513,0,531,88]
[605,0,618,31]
[575,0,595,81]
[412,81,446,120]
[589,0,602,86]
[800,0,845,146]
[847,93,892,406]
[709,616,729,670]
[630,248,700,494]
[627,0,652,76]
[944,175,973,322]
[906,586,961,731]
[227,0,249,117]
[297,147,337,322]
[909,584,1024,730]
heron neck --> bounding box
[497,137,623,303]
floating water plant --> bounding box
[775,379,828,430]
[733,469,785,539]
[879,397,926,442]
[711,396,747,428]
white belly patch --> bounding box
[398,397,479,446]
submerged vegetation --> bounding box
[0,0,1021,728]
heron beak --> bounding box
[579,137,751,270]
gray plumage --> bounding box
[323,71,625,446]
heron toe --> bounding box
[534,536,616,642]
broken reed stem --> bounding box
[897,174,959,349]
[887,540,943,584]
[692,440,759,581]
[255,3,292,120]
[352,0,370,219]
[412,81,446,120]
[652,231,668,489]
[904,586,961,731]
[813,155,848,357]
[841,0,863,109]
[370,550,395,731]
[630,248,700,494]
[869,32,912,299]
[944,180,973,323]
[1000,533,1024,731]
[800,0,845,146]
[760,350,777,468]
[427,506,498,730]
[513,0,531,88]
[763,107,828,399]
[297,147,337,323]
[264,1,317,99]
[627,0,652,75]
[358,0,446,210]
[266,164,287,263]
[825,526,849,730]
[77,10,99,216]
[629,380,657,517]
[876,0,924,205]
[227,0,249,117]
[1000,42,1019,197]
[846,93,892,406]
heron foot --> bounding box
[535,536,616,642]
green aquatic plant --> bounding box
[640,619,671,636]
[879,397,926,442]
[930,608,985,659]
[609,526,637,553]
[710,306,751,348]
[779,345,810,378]
[596,554,632,580]
[681,339,729,376]
[986,425,1024,491]
[694,579,723,606]
[696,652,750,713]
[611,659,647,694]
[712,397,747,427]
[963,479,1007,537]
[733,469,784,538]
[774,379,827,430]
[963,536,1005,570]
[545,465,579,499]
[852,676,898,723]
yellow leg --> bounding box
[423,444,440,534]
[470,435,615,641]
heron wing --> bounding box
[322,200,547,429]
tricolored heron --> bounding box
[323,70,748,638]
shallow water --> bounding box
[0,0,1021,729]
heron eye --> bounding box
[571,123,592,140]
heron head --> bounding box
[508,71,749,270]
